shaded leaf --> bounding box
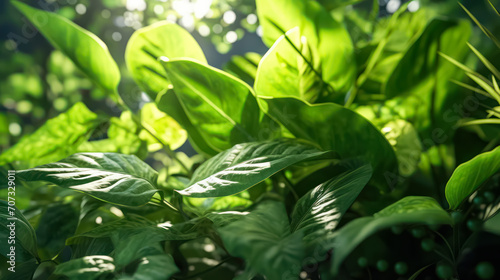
[54,255,115,280]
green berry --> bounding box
[451,212,463,224]
[474,196,485,205]
[484,192,495,203]
[467,219,483,231]
[376,260,389,272]
[476,262,495,279]
[411,227,426,239]
[391,225,404,235]
[421,238,435,252]
[394,262,408,275]
[357,257,368,268]
[436,264,453,279]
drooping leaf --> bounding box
[0,200,38,262]
[125,21,206,100]
[54,255,115,280]
[218,201,304,279]
[160,58,278,153]
[130,254,179,280]
[445,146,500,209]
[256,0,356,99]
[0,102,100,168]
[330,196,451,275]
[12,1,120,93]
[17,153,159,207]
[262,97,398,188]
[290,163,372,244]
[178,140,333,198]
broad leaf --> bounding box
[0,200,38,262]
[0,102,100,168]
[445,146,500,209]
[218,201,304,279]
[54,255,115,280]
[262,97,398,188]
[18,153,159,207]
[256,0,355,99]
[12,1,120,93]
[384,19,471,138]
[126,21,206,100]
[223,52,261,86]
[130,254,179,280]
[290,163,372,244]
[160,58,278,153]
[178,140,333,197]
[330,196,451,275]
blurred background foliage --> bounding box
[0,0,498,162]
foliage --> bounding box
[1,0,500,280]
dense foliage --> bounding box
[1,0,500,279]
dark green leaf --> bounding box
[218,201,304,279]
[330,196,451,275]
[0,102,100,168]
[290,163,372,243]
[0,200,38,262]
[12,1,120,93]
[445,146,500,209]
[54,255,115,280]
[130,254,179,280]
[179,140,333,197]
[262,97,398,188]
[18,153,159,207]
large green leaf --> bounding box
[445,146,500,209]
[178,140,333,197]
[160,58,278,153]
[262,97,398,188]
[12,1,120,93]
[330,196,451,275]
[129,254,179,280]
[218,201,304,279]
[256,0,355,99]
[384,19,471,138]
[125,21,206,100]
[0,102,100,168]
[0,200,38,262]
[54,255,115,280]
[290,163,372,244]
[223,52,261,86]
[17,153,159,207]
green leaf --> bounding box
[256,0,356,99]
[54,255,115,280]
[384,18,471,138]
[126,21,206,100]
[18,153,159,207]
[130,254,179,280]
[0,200,38,262]
[139,102,187,151]
[380,120,423,177]
[160,58,278,153]
[262,97,398,188]
[290,163,372,244]
[330,196,451,275]
[178,140,333,198]
[445,146,500,209]
[12,1,120,93]
[218,201,304,279]
[0,102,100,168]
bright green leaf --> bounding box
[0,102,100,168]
[445,146,500,209]
[17,153,159,207]
[12,1,120,93]
[178,140,333,198]
[223,52,261,86]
